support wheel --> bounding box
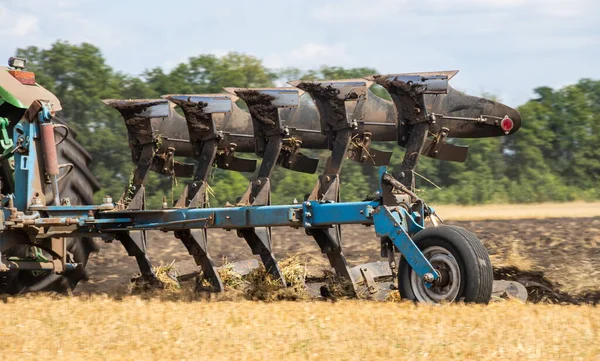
[398,225,493,304]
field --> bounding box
[1,203,599,360]
[1,298,598,361]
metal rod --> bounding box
[50,174,60,205]
[1,261,78,271]
[130,217,211,229]
[382,173,420,200]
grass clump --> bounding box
[244,256,308,301]
[128,260,181,295]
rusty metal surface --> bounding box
[104,71,522,170]
[425,85,522,137]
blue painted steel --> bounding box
[44,205,114,211]
[13,121,38,210]
[93,204,305,231]
[401,208,425,234]
[37,105,51,124]
[76,201,381,232]
[372,207,438,281]
[377,166,386,196]
[302,200,378,227]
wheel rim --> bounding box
[410,246,461,303]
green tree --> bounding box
[144,53,277,95]
[16,42,153,202]
[15,41,600,206]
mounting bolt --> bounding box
[162,196,168,209]
[325,176,331,182]
[31,196,42,207]
[305,212,312,218]
[304,201,311,207]
[102,195,113,205]
[423,273,435,283]
[304,222,312,228]
[192,183,197,188]
[256,180,262,186]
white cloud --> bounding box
[312,0,407,23]
[312,0,595,23]
[265,42,352,69]
[0,5,39,37]
[290,43,349,63]
[11,14,39,36]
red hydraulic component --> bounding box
[40,122,59,176]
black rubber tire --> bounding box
[398,225,493,304]
[0,117,101,294]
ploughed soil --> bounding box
[76,217,600,303]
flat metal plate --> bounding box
[350,261,393,281]
[224,87,300,108]
[366,71,458,94]
[492,280,528,302]
[162,94,233,113]
[289,79,368,100]
[261,89,299,107]
[102,99,170,118]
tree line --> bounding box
[14,41,600,207]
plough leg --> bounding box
[295,80,361,291]
[230,89,306,286]
[175,228,223,291]
[103,100,170,283]
[237,137,286,286]
[116,230,156,281]
[165,96,228,291]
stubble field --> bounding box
[1,203,599,360]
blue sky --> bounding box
[1,0,598,106]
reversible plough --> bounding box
[0,58,527,302]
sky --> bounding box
[1,0,599,106]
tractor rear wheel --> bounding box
[398,225,493,304]
[0,117,100,294]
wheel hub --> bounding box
[434,267,451,288]
[410,246,461,303]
